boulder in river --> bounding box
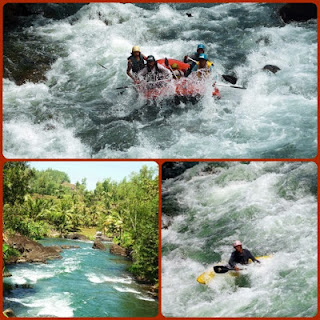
[60,245,80,249]
[279,4,317,24]
[92,240,106,251]
[110,244,127,257]
[263,65,281,74]
[5,233,62,264]
[65,233,89,241]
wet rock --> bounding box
[110,244,128,257]
[95,233,112,241]
[4,233,62,264]
[222,74,237,85]
[162,162,199,180]
[186,13,193,17]
[65,233,89,241]
[60,245,80,249]
[263,65,281,74]
[92,240,106,251]
[4,3,87,29]
[279,4,317,24]
[3,308,16,317]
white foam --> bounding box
[86,273,132,284]
[114,286,140,294]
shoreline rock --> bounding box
[4,233,62,264]
[109,243,128,257]
[65,233,89,241]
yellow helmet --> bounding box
[171,63,179,69]
[132,46,141,53]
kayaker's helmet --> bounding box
[132,46,141,53]
[197,44,205,51]
[147,55,156,62]
[198,53,208,61]
[233,240,242,248]
[171,63,179,70]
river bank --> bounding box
[3,237,158,317]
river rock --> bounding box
[162,162,199,180]
[65,233,89,241]
[110,244,127,257]
[5,233,62,264]
[92,240,106,251]
[60,245,80,249]
[263,65,281,74]
[279,4,317,24]
[3,308,16,317]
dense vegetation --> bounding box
[3,162,159,284]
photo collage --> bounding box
[2,2,318,319]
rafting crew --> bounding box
[183,43,206,65]
[228,240,260,271]
[127,46,147,83]
[190,54,214,79]
[137,55,171,86]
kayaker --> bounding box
[137,55,171,84]
[183,43,205,65]
[171,63,184,79]
[228,240,260,271]
[127,46,147,83]
[190,53,214,79]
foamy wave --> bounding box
[86,273,132,284]
[114,286,140,294]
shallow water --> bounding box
[3,239,158,317]
[161,162,317,317]
[3,3,317,158]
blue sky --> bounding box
[29,161,158,191]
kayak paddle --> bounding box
[213,265,242,273]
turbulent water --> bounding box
[161,162,317,317]
[3,3,317,158]
[3,239,158,317]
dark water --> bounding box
[3,239,158,317]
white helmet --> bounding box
[233,240,242,247]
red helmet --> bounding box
[233,240,242,247]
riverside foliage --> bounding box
[3,162,159,284]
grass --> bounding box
[78,227,98,240]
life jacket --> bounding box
[196,61,213,78]
[128,53,145,73]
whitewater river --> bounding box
[161,162,317,317]
[3,3,317,158]
[3,239,158,317]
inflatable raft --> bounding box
[136,58,220,100]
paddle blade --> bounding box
[213,265,230,274]
[222,74,237,84]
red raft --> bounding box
[136,58,220,100]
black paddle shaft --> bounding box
[213,265,232,274]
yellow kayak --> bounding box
[197,255,271,285]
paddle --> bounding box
[97,62,108,70]
[215,82,246,90]
[164,58,177,79]
[213,265,242,273]
[186,57,238,85]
